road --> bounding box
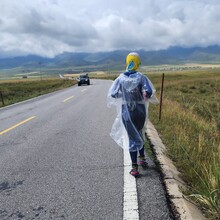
[0,79,173,220]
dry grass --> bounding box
[0,78,76,107]
[148,69,220,219]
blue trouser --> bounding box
[129,147,145,164]
[122,103,146,163]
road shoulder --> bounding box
[146,121,207,220]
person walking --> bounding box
[107,52,158,177]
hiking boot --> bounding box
[129,164,139,177]
[139,156,148,169]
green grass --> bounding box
[147,69,220,219]
[0,78,76,107]
[144,139,155,161]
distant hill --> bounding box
[0,45,220,72]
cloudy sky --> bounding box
[0,0,220,58]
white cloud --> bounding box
[0,0,220,57]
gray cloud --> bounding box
[0,0,220,57]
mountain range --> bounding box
[1,45,220,73]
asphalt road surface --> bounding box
[0,79,173,220]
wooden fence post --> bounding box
[0,91,4,106]
[159,73,165,120]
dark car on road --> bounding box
[77,74,90,86]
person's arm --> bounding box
[141,75,153,98]
[108,77,121,98]
[107,76,122,108]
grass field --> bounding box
[0,78,76,107]
[146,69,220,219]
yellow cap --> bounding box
[126,52,141,71]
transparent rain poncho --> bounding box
[107,72,158,152]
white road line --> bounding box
[81,89,87,92]
[123,149,139,220]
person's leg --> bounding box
[122,105,142,151]
[129,151,139,176]
[122,116,139,176]
[129,104,146,150]
[138,146,148,169]
[122,104,146,176]
[129,151,138,164]
[122,105,144,151]
[130,105,148,169]
[139,146,145,157]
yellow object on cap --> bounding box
[126,52,141,71]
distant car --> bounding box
[77,74,90,86]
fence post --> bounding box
[159,73,165,121]
[0,91,4,106]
